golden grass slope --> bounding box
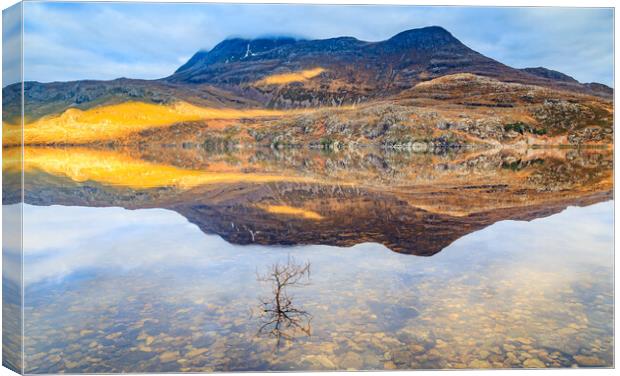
[3,101,291,145]
[5,147,316,189]
[258,204,324,220]
[255,67,326,86]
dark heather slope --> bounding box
[520,67,579,83]
[520,67,612,97]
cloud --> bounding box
[17,3,614,86]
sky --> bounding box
[14,198,612,286]
[3,2,614,86]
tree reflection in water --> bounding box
[253,256,312,348]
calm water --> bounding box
[2,147,615,372]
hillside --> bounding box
[2,26,613,147]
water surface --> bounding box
[2,146,614,372]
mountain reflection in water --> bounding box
[3,146,613,256]
[1,145,613,372]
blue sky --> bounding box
[9,3,615,86]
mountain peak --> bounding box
[398,25,451,36]
[213,36,300,51]
[176,36,300,73]
[385,25,462,49]
[174,26,466,76]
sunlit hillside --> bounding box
[258,204,324,220]
[3,101,293,145]
[5,147,316,189]
[255,67,326,86]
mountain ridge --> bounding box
[167,25,611,98]
[2,26,612,125]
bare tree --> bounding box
[253,256,312,348]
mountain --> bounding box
[167,26,611,106]
[3,26,612,124]
[2,26,613,149]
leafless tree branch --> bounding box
[255,256,312,349]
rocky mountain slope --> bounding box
[109,74,611,149]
